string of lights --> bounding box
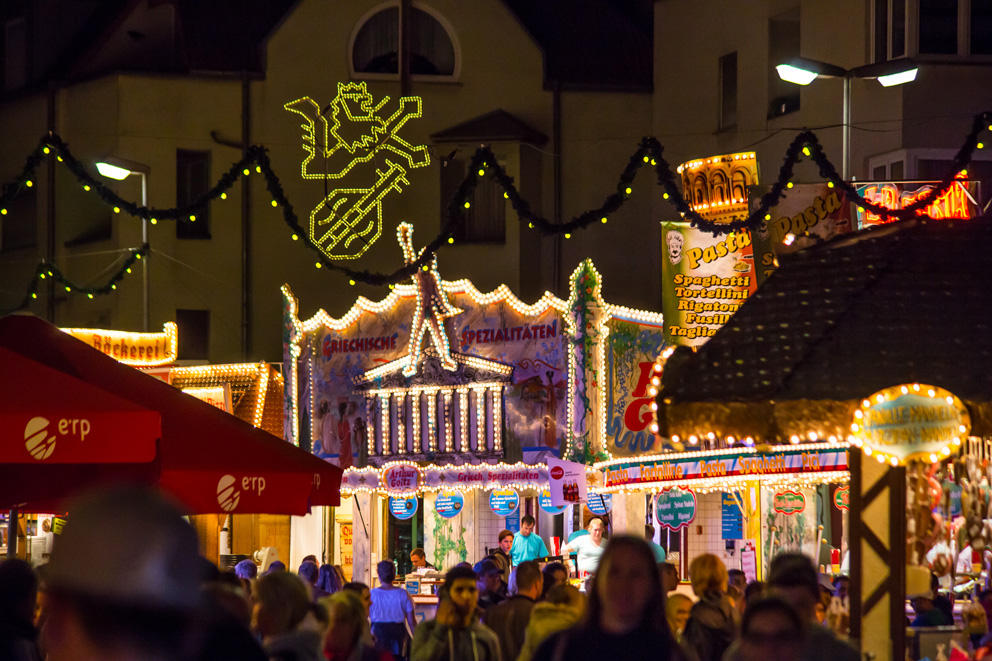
[1,111,989,302]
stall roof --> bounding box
[169,363,285,437]
[657,217,992,439]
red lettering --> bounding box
[624,398,654,432]
[630,362,656,398]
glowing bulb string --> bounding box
[1,111,989,291]
[3,244,149,313]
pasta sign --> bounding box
[655,488,696,530]
[773,490,805,515]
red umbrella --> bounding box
[0,315,341,515]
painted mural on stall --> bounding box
[605,317,668,458]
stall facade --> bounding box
[283,226,665,585]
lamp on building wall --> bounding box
[776,57,919,181]
[96,157,151,331]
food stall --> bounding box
[282,223,666,588]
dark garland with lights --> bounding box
[10,244,149,312]
[0,110,989,304]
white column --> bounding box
[458,389,469,452]
[411,392,422,453]
[396,393,406,454]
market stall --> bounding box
[282,223,665,586]
[649,216,992,661]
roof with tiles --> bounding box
[660,216,992,406]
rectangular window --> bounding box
[4,18,27,90]
[972,0,992,54]
[768,11,801,119]
[892,0,907,57]
[441,158,505,243]
[872,164,888,180]
[176,150,210,239]
[719,52,738,130]
[176,309,210,360]
[874,0,890,61]
[890,160,904,180]
[919,0,959,54]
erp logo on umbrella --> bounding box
[23,416,92,461]
[217,474,268,512]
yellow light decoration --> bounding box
[459,389,469,453]
[475,387,487,451]
[284,83,429,260]
[396,393,406,454]
[411,393,422,454]
[379,394,390,456]
[443,392,453,452]
[426,391,437,453]
[61,322,179,367]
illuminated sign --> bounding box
[856,177,976,228]
[677,152,759,224]
[834,486,850,511]
[850,383,970,466]
[772,490,805,515]
[284,82,430,260]
[655,488,696,530]
[61,322,178,367]
[380,462,423,495]
[182,385,232,413]
[600,446,848,491]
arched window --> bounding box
[731,168,751,202]
[350,3,458,79]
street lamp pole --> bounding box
[776,57,918,182]
[95,159,151,331]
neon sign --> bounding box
[284,82,430,260]
[61,322,178,367]
[857,176,974,227]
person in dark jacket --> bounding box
[410,566,500,661]
[483,561,542,661]
[533,536,683,661]
[682,553,740,661]
[0,558,42,661]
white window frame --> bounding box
[347,1,462,83]
[874,0,992,61]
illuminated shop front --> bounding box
[283,224,666,585]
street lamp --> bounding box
[95,157,150,331]
[776,57,919,181]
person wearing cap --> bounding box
[766,552,859,661]
[908,588,949,627]
[38,487,204,661]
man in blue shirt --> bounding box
[645,524,667,563]
[509,515,549,566]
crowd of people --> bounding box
[0,488,866,661]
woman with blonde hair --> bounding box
[321,590,392,661]
[682,554,740,661]
[253,572,324,661]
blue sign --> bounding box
[588,493,613,516]
[721,492,743,540]
[655,489,696,531]
[434,491,464,519]
[539,489,567,515]
[505,512,520,533]
[489,489,519,517]
[389,496,419,520]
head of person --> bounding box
[202,575,252,628]
[410,548,428,568]
[264,561,286,574]
[738,596,805,661]
[665,593,693,636]
[317,564,343,595]
[908,589,936,615]
[498,529,514,554]
[40,487,202,661]
[298,561,319,586]
[342,582,371,617]
[234,559,258,581]
[440,566,479,616]
[767,553,819,622]
[587,516,606,543]
[689,553,729,599]
[320,590,369,657]
[0,558,39,631]
[644,524,656,541]
[728,568,747,594]
[660,562,680,593]
[377,560,397,586]
[513,561,543,600]
[473,559,501,595]
[833,575,850,600]
[520,515,536,536]
[301,555,318,565]
[253,571,312,640]
[542,562,568,597]
[585,536,670,637]
[743,580,766,611]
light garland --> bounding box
[340,461,552,495]
[426,391,437,453]
[594,440,848,469]
[62,320,177,367]
[492,386,503,453]
[411,392,422,454]
[459,389,469,452]
[443,392,453,453]
[396,394,406,454]
[254,364,270,428]
[475,387,487,452]
[379,394,390,455]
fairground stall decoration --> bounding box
[662,153,760,347]
[283,223,667,479]
[854,174,979,229]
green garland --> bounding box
[1,111,989,306]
